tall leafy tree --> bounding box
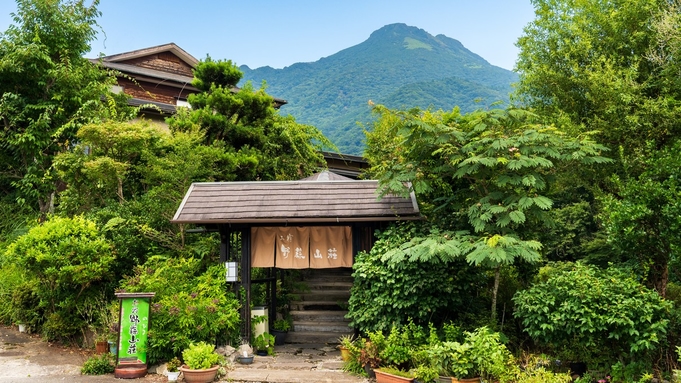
[365,106,610,320]
[0,0,123,215]
[168,57,332,181]
[515,0,679,156]
[515,0,681,294]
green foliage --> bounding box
[272,319,291,332]
[181,341,221,370]
[54,120,164,210]
[254,332,275,355]
[5,215,115,340]
[513,263,671,365]
[602,141,681,295]
[0,260,26,325]
[0,0,128,213]
[166,356,181,372]
[120,256,240,364]
[169,59,331,182]
[511,355,571,383]
[516,0,680,157]
[364,105,610,319]
[80,353,115,375]
[347,223,486,333]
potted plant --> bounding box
[254,332,275,356]
[271,319,291,346]
[359,340,382,379]
[94,332,109,354]
[338,334,356,361]
[166,357,181,382]
[375,366,415,383]
[412,365,439,383]
[179,341,222,383]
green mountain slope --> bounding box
[240,23,518,155]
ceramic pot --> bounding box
[375,368,414,383]
[364,364,376,379]
[339,346,351,361]
[179,365,219,383]
[167,371,180,382]
[271,329,287,345]
[236,355,254,364]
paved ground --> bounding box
[0,326,368,383]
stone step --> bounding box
[286,331,354,344]
[290,300,348,311]
[293,321,353,333]
[290,310,350,322]
[297,290,351,302]
[305,281,353,290]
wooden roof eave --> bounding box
[171,215,424,225]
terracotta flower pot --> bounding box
[375,369,414,383]
[451,377,480,383]
[95,340,108,354]
[179,364,220,383]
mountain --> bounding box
[239,23,518,155]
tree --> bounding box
[515,0,681,295]
[515,0,679,156]
[364,105,610,320]
[601,141,681,296]
[0,0,123,215]
[168,57,332,181]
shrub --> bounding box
[120,256,240,364]
[81,353,115,375]
[513,262,671,366]
[347,224,486,333]
[5,216,115,340]
[182,341,221,370]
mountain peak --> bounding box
[369,23,432,41]
[240,24,517,154]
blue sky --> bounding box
[0,1,536,71]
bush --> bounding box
[513,262,671,366]
[5,216,115,341]
[182,341,221,370]
[347,224,486,333]
[120,256,240,364]
[81,353,115,375]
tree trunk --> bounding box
[651,256,668,298]
[491,265,500,321]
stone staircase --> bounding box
[286,268,355,344]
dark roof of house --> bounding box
[91,60,196,88]
[171,179,421,225]
[96,42,199,67]
[90,43,287,107]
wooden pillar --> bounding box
[240,228,252,342]
[219,225,229,263]
[269,267,277,325]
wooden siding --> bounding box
[120,53,194,77]
[172,181,420,224]
[117,77,194,105]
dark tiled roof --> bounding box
[91,60,196,86]
[172,180,421,224]
[97,42,199,67]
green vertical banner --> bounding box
[116,293,154,365]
